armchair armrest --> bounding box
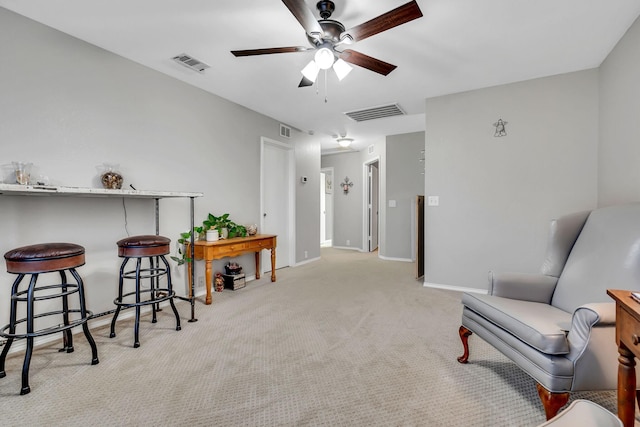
[488,271,558,303]
[566,302,616,361]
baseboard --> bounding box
[378,255,413,262]
[331,246,363,252]
[295,256,321,267]
[423,282,488,294]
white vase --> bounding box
[206,229,219,242]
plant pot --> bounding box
[206,229,219,241]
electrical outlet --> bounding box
[198,276,204,288]
[304,250,308,259]
[346,240,350,246]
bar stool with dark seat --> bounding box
[0,243,99,395]
[110,235,181,348]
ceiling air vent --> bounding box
[172,53,210,73]
[280,124,292,138]
[344,103,406,122]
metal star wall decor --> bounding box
[493,118,508,137]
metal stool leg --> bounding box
[69,268,99,366]
[150,256,158,323]
[20,274,38,395]
[160,255,181,331]
[58,270,74,353]
[110,258,129,339]
[133,258,142,348]
[0,274,24,378]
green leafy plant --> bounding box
[170,213,248,265]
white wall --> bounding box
[599,15,640,206]
[0,8,321,332]
[424,70,599,291]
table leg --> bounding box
[270,248,276,282]
[618,344,636,427]
[255,252,261,280]
[205,260,212,305]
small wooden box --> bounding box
[222,273,246,290]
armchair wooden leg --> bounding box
[457,326,472,363]
[536,383,569,420]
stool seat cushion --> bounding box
[117,235,171,258]
[117,235,171,248]
[4,243,85,273]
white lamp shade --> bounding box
[301,60,320,83]
[337,138,353,148]
[332,58,353,81]
[314,47,335,70]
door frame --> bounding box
[260,136,296,272]
[362,156,380,253]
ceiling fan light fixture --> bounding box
[333,58,353,81]
[314,47,335,70]
[301,60,320,83]
[337,137,353,148]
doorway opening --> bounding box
[363,159,380,252]
[320,167,334,247]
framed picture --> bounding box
[325,176,332,194]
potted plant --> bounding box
[170,213,248,265]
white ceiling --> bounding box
[2,0,639,153]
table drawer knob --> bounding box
[633,334,640,346]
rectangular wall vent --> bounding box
[280,124,292,138]
[344,103,406,122]
[172,53,210,73]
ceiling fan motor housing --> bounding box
[307,20,345,47]
[316,1,335,19]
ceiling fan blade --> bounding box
[340,0,423,43]
[298,76,314,88]
[282,0,324,37]
[339,49,397,76]
[231,46,311,57]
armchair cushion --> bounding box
[462,293,572,354]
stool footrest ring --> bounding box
[113,288,175,309]
[0,309,93,339]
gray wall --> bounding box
[0,8,320,328]
[424,70,599,291]
[320,152,363,249]
[599,15,640,206]
[384,132,425,261]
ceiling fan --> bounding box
[231,0,423,87]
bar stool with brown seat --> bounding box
[110,235,181,348]
[0,243,99,395]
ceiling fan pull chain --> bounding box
[324,69,328,103]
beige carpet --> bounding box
[0,248,618,426]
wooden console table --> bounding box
[607,289,640,427]
[186,234,276,305]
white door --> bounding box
[261,139,292,272]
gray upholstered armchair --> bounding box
[457,203,640,419]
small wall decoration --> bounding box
[325,176,332,194]
[493,118,508,137]
[340,176,353,194]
